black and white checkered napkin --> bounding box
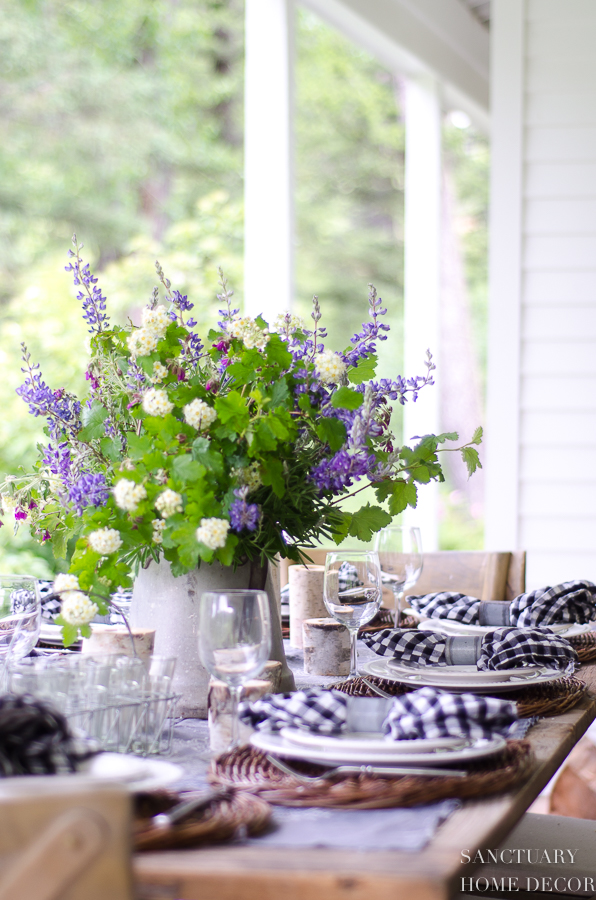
[407,580,596,627]
[238,687,518,741]
[362,627,578,673]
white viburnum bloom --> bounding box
[127,328,159,358]
[228,315,270,351]
[53,573,80,596]
[61,592,99,627]
[155,489,183,518]
[183,398,217,431]
[196,517,229,550]
[152,519,167,543]
[315,349,347,385]
[113,479,147,512]
[272,312,304,335]
[142,388,174,417]
[88,527,123,555]
[142,304,171,337]
[150,361,169,384]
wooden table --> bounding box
[134,665,596,900]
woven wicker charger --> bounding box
[568,631,596,663]
[329,673,587,718]
[133,789,271,851]
[209,741,533,810]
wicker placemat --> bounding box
[329,673,588,718]
[209,741,533,809]
[133,789,271,851]
[568,631,596,663]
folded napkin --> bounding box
[407,580,596,627]
[362,627,578,673]
[239,687,518,741]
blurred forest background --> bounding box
[0,0,489,577]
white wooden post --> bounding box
[402,74,442,551]
[484,0,524,551]
[244,0,294,320]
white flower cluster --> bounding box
[113,479,147,512]
[152,518,167,543]
[142,305,171,337]
[232,461,262,493]
[127,329,158,357]
[183,398,217,431]
[53,573,98,626]
[155,489,183,518]
[228,315,270,351]
[142,388,174,417]
[196,517,229,550]
[127,305,172,357]
[88,527,123,555]
[151,361,168,384]
[314,349,347,385]
[61,593,99,627]
[53,573,80,595]
[272,312,304,335]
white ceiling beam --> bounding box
[300,0,489,128]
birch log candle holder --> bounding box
[288,564,327,648]
[302,617,351,676]
[208,661,283,753]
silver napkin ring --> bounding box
[444,635,482,665]
[478,600,511,626]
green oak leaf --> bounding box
[330,387,364,410]
[462,446,482,477]
[316,417,347,451]
[347,354,378,385]
[347,504,392,542]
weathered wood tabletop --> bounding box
[134,664,596,900]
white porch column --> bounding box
[244,0,294,320]
[403,74,442,551]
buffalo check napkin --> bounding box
[407,580,596,628]
[238,687,518,741]
[362,627,578,674]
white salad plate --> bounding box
[279,728,471,755]
[405,612,593,639]
[251,731,506,767]
[77,753,183,792]
[361,658,566,693]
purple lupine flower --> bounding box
[17,345,82,440]
[182,331,203,365]
[309,450,376,494]
[171,290,194,312]
[230,489,261,533]
[42,442,72,483]
[125,360,146,393]
[343,285,390,367]
[65,239,110,334]
[85,370,100,391]
[68,472,109,515]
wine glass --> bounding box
[374,525,423,627]
[0,575,41,689]
[198,590,271,749]
[323,550,382,678]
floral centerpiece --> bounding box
[1,236,481,645]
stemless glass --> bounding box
[374,525,423,627]
[323,551,382,678]
[0,575,41,659]
[198,590,271,749]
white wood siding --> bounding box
[510,0,596,587]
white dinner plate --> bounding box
[251,731,506,767]
[77,753,184,792]
[385,660,545,684]
[361,658,566,693]
[279,728,471,755]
